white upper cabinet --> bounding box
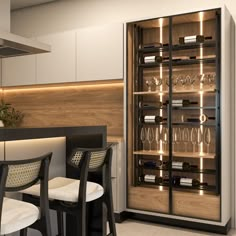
[2,55,36,86]
[36,30,76,84]
[76,23,123,81]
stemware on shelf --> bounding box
[182,127,189,152]
[147,127,154,151]
[196,128,203,153]
[155,127,160,152]
[140,127,146,151]
[152,76,162,91]
[145,79,153,92]
[161,127,168,152]
[204,127,211,153]
[190,128,198,152]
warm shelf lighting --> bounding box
[3,82,124,93]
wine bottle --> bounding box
[142,42,162,49]
[139,101,166,110]
[172,161,190,170]
[139,174,162,184]
[180,178,208,187]
[143,55,163,64]
[138,159,162,168]
[181,114,215,123]
[140,115,167,124]
[179,35,205,44]
[171,99,198,107]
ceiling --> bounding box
[11,0,58,10]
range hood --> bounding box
[0,0,50,58]
[0,30,51,58]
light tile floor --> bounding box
[116,220,236,236]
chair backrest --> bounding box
[68,145,112,172]
[0,152,52,192]
[0,152,52,234]
[67,145,113,203]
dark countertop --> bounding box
[0,126,107,144]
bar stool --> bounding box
[22,146,117,236]
[0,152,52,236]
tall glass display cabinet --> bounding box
[126,6,234,233]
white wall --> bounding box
[11,0,233,37]
[10,0,236,229]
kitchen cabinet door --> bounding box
[36,30,76,84]
[2,55,36,86]
[76,23,123,81]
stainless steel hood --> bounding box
[0,0,51,58]
[0,30,51,58]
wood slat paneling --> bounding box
[3,83,124,136]
[173,191,220,221]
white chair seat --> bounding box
[1,197,39,235]
[21,177,104,203]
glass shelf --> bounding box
[133,88,216,95]
[133,150,215,159]
[138,41,216,54]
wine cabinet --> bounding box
[126,6,234,232]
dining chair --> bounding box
[0,152,52,236]
[22,145,117,236]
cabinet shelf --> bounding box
[138,181,216,192]
[133,88,216,95]
[133,150,215,159]
[139,58,215,68]
[138,41,216,54]
[138,165,216,175]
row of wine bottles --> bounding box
[141,35,212,49]
[143,54,215,64]
[140,114,215,124]
[140,99,198,109]
[139,160,197,170]
[139,174,208,187]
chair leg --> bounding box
[20,228,27,236]
[105,190,117,236]
[57,211,65,236]
[76,202,87,236]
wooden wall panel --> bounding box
[3,83,124,136]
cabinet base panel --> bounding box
[123,211,231,235]
[115,211,130,223]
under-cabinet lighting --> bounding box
[3,82,124,93]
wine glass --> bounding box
[172,75,178,91]
[145,79,153,92]
[172,128,177,152]
[155,127,160,152]
[174,127,182,152]
[152,76,162,91]
[190,128,198,152]
[188,74,196,90]
[177,75,187,89]
[204,128,211,153]
[147,127,154,151]
[161,127,168,152]
[196,128,202,153]
[140,127,146,151]
[182,128,189,152]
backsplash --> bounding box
[3,82,124,136]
